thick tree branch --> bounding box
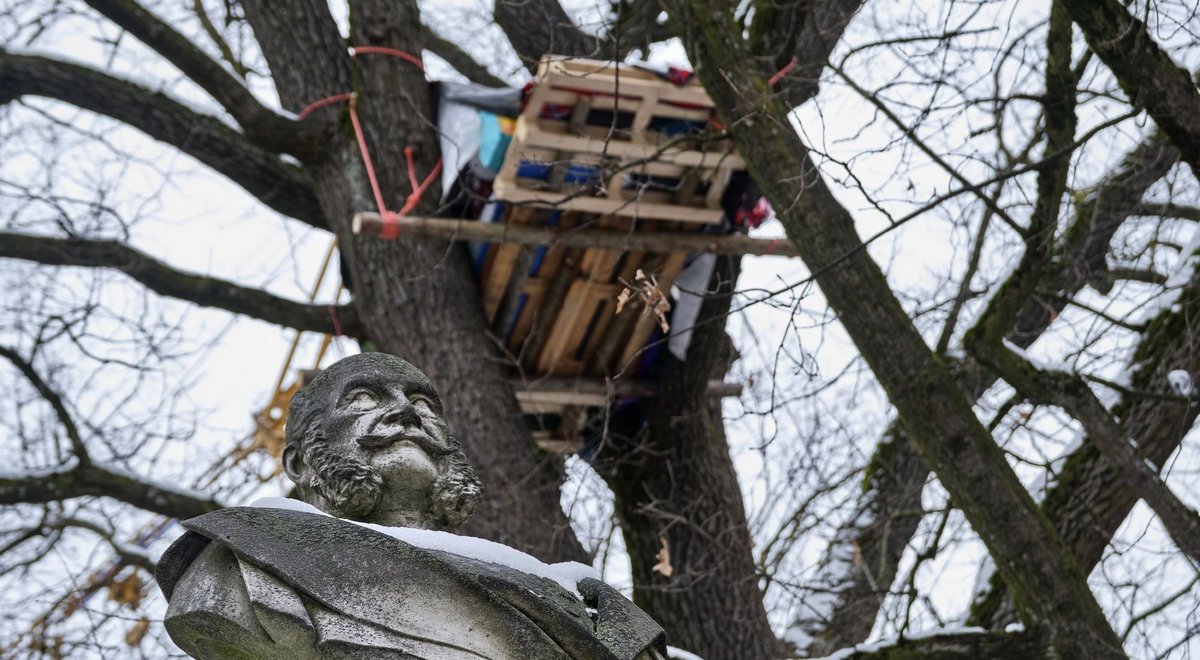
[749,0,865,107]
[1132,201,1200,223]
[663,2,1123,656]
[972,341,1200,564]
[0,50,325,229]
[972,264,1200,627]
[0,462,221,520]
[970,270,1200,626]
[799,123,1181,653]
[0,232,364,338]
[420,25,507,87]
[494,0,598,69]
[82,0,312,155]
[1057,0,1200,175]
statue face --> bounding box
[284,353,481,529]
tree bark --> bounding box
[801,124,1180,652]
[972,264,1200,627]
[0,232,364,338]
[594,257,783,660]
[662,2,1125,656]
[238,0,587,562]
[1057,0,1200,176]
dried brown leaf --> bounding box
[125,617,150,647]
[651,536,673,577]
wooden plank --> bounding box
[574,282,623,370]
[505,277,548,352]
[491,243,538,336]
[536,227,627,376]
[538,62,715,109]
[534,437,583,455]
[479,207,534,323]
[705,165,734,209]
[514,116,744,169]
[590,249,655,373]
[493,178,725,224]
[630,87,662,144]
[519,252,579,372]
[537,279,594,375]
[353,213,802,257]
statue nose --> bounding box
[381,401,419,426]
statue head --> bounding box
[282,352,482,529]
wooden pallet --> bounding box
[493,56,744,224]
[477,207,698,379]
[469,57,756,443]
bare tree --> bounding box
[0,0,1198,658]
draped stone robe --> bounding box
[156,507,667,660]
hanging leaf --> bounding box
[616,269,672,333]
[125,617,150,647]
[108,572,143,610]
[651,535,673,577]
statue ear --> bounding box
[282,444,308,484]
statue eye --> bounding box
[409,394,434,411]
[344,388,378,410]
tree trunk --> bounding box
[594,256,782,660]
[239,0,585,563]
[662,2,1125,656]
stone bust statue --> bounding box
[155,352,667,659]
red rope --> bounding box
[296,45,442,237]
[768,57,798,87]
[350,46,425,71]
[345,94,390,220]
[298,92,355,120]
[328,305,343,336]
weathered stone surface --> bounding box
[155,353,666,659]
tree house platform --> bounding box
[492,56,744,225]
[350,56,759,450]
[475,57,749,447]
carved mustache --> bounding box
[356,427,453,457]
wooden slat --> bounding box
[514,116,744,169]
[353,213,801,258]
[482,207,544,324]
[539,60,714,108]
[590,250,659,374]
[536,279,594,375]
[493,178,725,224]
[518,252,579,372]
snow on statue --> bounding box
[155,352,667,659]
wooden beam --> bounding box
[512,377,742,408]
[352,213,798,258]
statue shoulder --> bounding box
[162,541,318,660]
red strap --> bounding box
[298,92,354,120]
[350,46,425,71]
[768,57,798,87]
[327,305,344,336]
[296,46,442,232]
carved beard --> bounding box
[301,430,384,519]
[410,415,483,528]
[298,422,483,527]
